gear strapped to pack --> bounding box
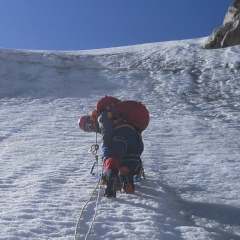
[93,96,150,133]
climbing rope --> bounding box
[74,132,104,240]
[73,178,100,240]
[84,159,104,240]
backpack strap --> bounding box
[113,123,142,138]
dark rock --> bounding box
[203,0,240,49]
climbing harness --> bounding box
[74,133,104,240]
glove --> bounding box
[101,146,111,158]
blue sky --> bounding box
[0,0,232,51]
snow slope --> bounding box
[0,37,240,240]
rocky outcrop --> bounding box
[203,0,240,49]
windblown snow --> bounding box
[0,38,240,240]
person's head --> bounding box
[78,115,95,132]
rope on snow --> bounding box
[73,177,100,240]
[74,133,104,240]
[84,160,104,240]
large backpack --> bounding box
[96,96,149,132]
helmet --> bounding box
[78,115,94,132]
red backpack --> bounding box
[96,96,149,132]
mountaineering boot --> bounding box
[119,166,134,194]
[104,179,116,198]
[104,168,121,198]
[104,176,123,197]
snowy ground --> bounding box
[0,38,240,240]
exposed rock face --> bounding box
[203,0,240,49]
